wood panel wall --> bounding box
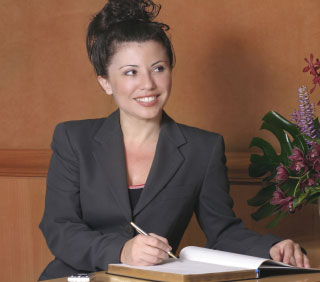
[1,0,320,151]
[2,0,320,281]
[1,150,319,282]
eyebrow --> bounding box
[119,64,138,70]
[119,60,167,70]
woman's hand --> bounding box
[120,233,172,266]
[270,239,310,268]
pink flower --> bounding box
[288,147,305,162]
[270,186,294,212]
[288,147,309,174]
[313,159,320,172]
[306,143,320,172]
[306,143,320,162]
[275,164,289,183]
[303,54,320,95]
[300,177,316,193]
[289,161,309,174]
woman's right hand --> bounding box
[120,233,172,266]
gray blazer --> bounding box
[39,110,279,280]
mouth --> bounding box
[134,95,159,103]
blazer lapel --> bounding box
[92,110,132,222]
[133,112,186,216]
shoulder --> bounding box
[53,117,106,141]
[163,111,223,145]
[56,117,106,135]
[176,122,223,146]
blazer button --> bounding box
[125,224,133,234]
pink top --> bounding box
[128,184,145,189]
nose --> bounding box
[141,72,156,90]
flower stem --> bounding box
[293,172,310,196]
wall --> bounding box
[1,0,320,150]
[1,1,320,281]
[1,151,319,282]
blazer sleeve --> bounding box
[39,123,129,272]
[194,135,280,258]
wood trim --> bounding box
[0,150,262,184]
[0,150,51,177]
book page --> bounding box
[110,258,251,275]
[179,246,271,269]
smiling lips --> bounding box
[134,95,159,107]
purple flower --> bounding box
[291,87,318,144]
[275,164,289,183]
[270,186,294,212]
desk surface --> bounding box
[42,236,320,282]
[43,271,320,282]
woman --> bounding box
[39,0,309,280]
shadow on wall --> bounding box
[205,35,277,151]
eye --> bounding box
[124,69,137,76]
[154,65,165,72]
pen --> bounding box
[130,221,178,259]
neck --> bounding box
[120,112,162,145]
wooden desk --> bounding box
[43,271,320,282]
[42,236,320,282]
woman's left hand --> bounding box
[269,239,310,268]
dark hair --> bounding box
[86,0,175,77]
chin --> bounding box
[134,107,163,121]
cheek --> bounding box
[156,73,172,90]
[112,79,137,97]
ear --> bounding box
[97,76,113,95]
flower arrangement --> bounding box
[248,54,320,228]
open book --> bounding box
[107,246,320,282]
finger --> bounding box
[139,252,168,266]
[149,233,172,251]
[269,245,283,262]
[303,254,311,268]
[143,244,170,260]
[145,235,171,252]
[289,255,297,266]
[149,233,170,246]
[293,244,304,267]
[282,244,294,265]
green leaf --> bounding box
[251,202,276,221]
[305,193,320,204]
[247,183,276,206]
[314,117,320,131]
[263,170,277,183]
[265,212,288,228]
[249,137,279,160]
[248,111,309,226]
[294,192,309,207]
[262,111,308,154]
[260,122,292,165]
[249,137,280,178]
[281,178,299,196]
[301,134,313,142]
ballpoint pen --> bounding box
[130,221,178,259]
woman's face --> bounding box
[98,40,172,122]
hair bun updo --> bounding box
[105,0,161,25]
[87,0,174,76]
